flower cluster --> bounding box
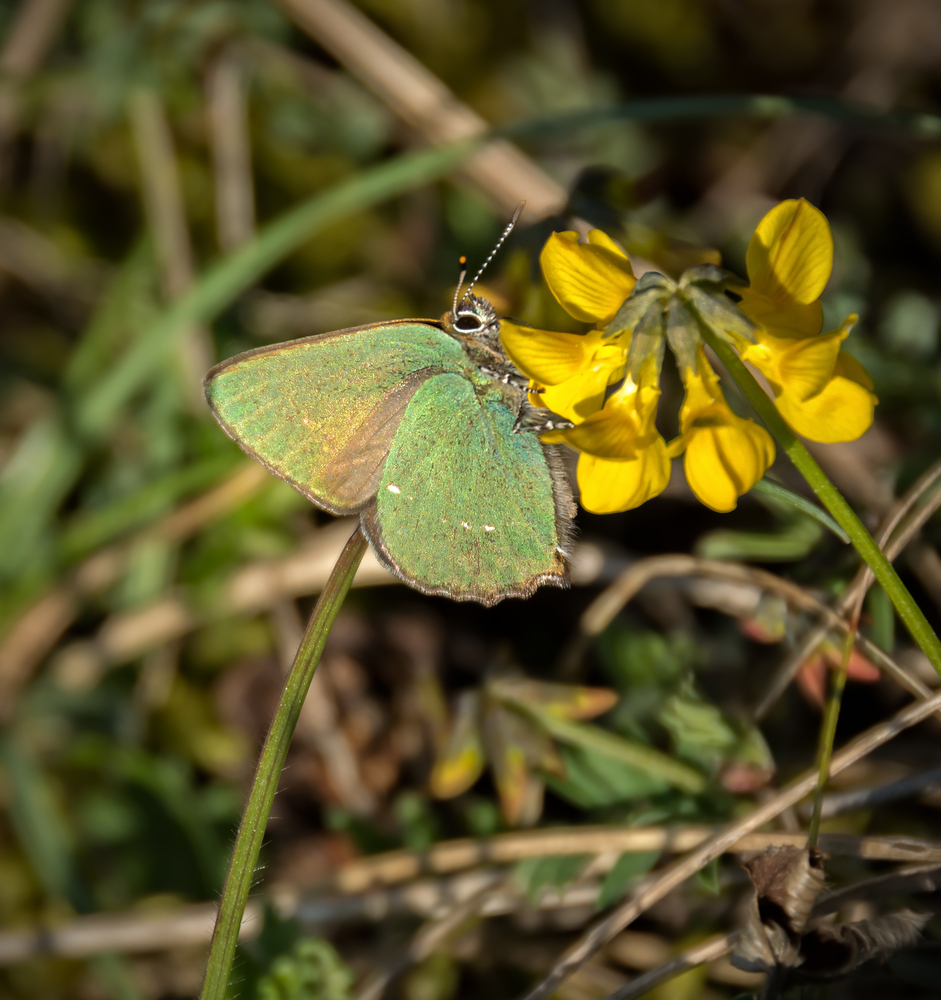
[501,200,876,514]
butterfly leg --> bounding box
[512,401,574,435]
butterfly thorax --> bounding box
[441,294,571,435]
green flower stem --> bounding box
[199,525,368,1000]
[700,327,941,677]
[807,626,856,849]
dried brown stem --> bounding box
[128,87,213,408]
[0,463,268,714]
[603,932,742,1000]
[3,825,937,967]
[275,0,566,218]
[0,0,74,185]
[518,687,941,1000]
[755,457,941,718]
[567,554,930,708]
[352,873,504,1000]
[206,50,256,253]
[331,827,941,895]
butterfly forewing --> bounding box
[205,322,467,514]
[362,371,569,605]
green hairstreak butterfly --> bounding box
[204,215,575,606]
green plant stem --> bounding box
[199,524,368,1000]
[700,327,941,677]
[807,625,856,849]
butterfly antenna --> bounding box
[452,256,468,314]
[461,201,525,303]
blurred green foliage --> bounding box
[2,0,941,997]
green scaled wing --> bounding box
[205,321,466,513]
[362,372,573,605]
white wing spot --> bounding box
[302,417,310,426]
[387,484,401,494]
[461,521,472,530]
[484,525,495,532]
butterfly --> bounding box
[204,220,575,606]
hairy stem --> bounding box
[199,524,368,1000]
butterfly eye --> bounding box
[454,312,484,332]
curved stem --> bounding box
[199,524,369,1000]
[700,327,941,677]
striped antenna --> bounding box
[452,256,468,314]
[461,201,525,303]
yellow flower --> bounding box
[669,351,775,512]
[540,229,637,324]
[501,229,637,421]
[563,357,671,513]
[738,199,877,443]
[499,203,877,517]
[501,324,626,422]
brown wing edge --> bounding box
[203,317,444,378]
[359,442,577,607]
[203,319,447,517]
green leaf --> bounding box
[543,744,669,809]
[694,518,823,562]
[696,857,722,896]
[867,583,895,652]
[751,477,850,543]
[256,937,353,1000]
[533,710,706,794]
[597,850,661,909]
[431,691,485,799]
[489,676,618,720]
[515,854,591,904]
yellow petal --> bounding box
[576,439,671,513]
[772,327,844,401]
[834,349,875,392]
[562,406,639,459]
[540,230,636,324]
[666,432,689,459]
[746,199,833,307]
[738,288,823,340]
[539,361,622,422]
[561,359,662,458]
[684,420,775,512]
[776,375,876,443]
[500,320,591,386]
[677,354,723,431]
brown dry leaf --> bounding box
[798,909,928,980]
[733,845,929,988]
[430,690,485,799]
[488,676,618,720]
[733,845,826,973]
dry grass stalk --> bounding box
[603,932,746,1000]
[755,456,941,718]
[0,462,269,712]
[206,50,256,253]
[275,0,567,218]
[128,87,214,408]
[567,554,933,709]
[351,873,505,1000]
[518,687,941,1000]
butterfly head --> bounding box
[446,293,500,346]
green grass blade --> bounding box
[75,139,480,442]
[751,477,850,543]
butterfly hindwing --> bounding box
[205,322,468,513]
[362,371,572,605]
